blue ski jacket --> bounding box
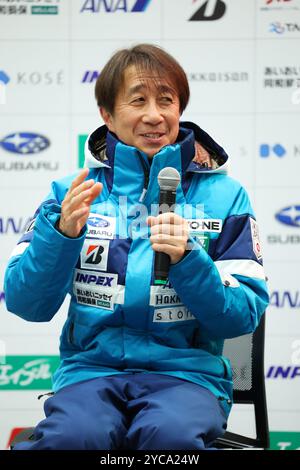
[4,122,269,417]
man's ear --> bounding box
[100,107,114,132]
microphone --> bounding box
[154,167,181,285]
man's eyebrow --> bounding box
[127,83,175,96]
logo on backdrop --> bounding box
[270,290,300,308]
[260,143,286,158]
[82,70,100,83]
[0,69,64,86]
[0,132,60,172]
[269,432,300,451]
[0,217,32,235]
[261,0,300,11]
[263,65,300,89]
[259,143,300,159]
[269,22,300,34]
[189,0,226,21]
[0,0,60,15]
[266,365,300,379]
[0,132,50,155]
[0,70,10,104]
[275,205,300,227]
[188,70,249,83]
[0,291,5,304]
[267,205,300,245]
[0,356,60,390]
[80,0,152,13]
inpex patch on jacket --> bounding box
[86,214,116,239]
[73,269,124,310]
[249,217,263,261]
[80,239,109,271]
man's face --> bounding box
[101,66,181,158]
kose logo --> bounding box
[0,132,50,155]
[260,143,286,158]
[275,205,300,227]
[80,0,151,13]
[270,291,300,308]
[0,70,10,86]
[189,0,226,21]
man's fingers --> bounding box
[150,234,187,247]
[147,213,187,225]
[69,168,89,193]
[149,223,189,237]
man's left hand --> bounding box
[147,213,189,264]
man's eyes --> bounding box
[131,96,173,104]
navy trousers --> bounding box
[14,373,227,450]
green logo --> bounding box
[269,432,300,450]
[78,134,88,168]
[31,6,58,15]
[0,356,60,390]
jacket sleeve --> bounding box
[168,185,269,339]
[4,178,86,322]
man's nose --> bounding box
[142,101,163,124]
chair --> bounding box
[215,314,269,449]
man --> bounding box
[4,44,269,450]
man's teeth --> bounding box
[143,133,162,138]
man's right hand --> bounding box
[58,168,103,238]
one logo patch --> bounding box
[187,219,222,233]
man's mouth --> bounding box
[140,133,165,140]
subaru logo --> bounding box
[87,216,110,228]
[275,206,300,227]
[0,132,50,155]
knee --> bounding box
[127,415,205,450]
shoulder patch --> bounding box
[250,217,262,261]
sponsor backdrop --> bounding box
[0,0,299,450]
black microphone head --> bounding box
[157,167,181,191]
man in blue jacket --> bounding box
[4,44,269,450]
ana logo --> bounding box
[189,0,226,21]
[270,291,300,308]
[0,291,5,304]
[0,217,32,235]
[260,143,286,158]
[275,205,300,227]
[0,132,50,155]
[82,71,100,83]
[88,216,110,228]
[80,0,151,13]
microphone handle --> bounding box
[154,188,177,285]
